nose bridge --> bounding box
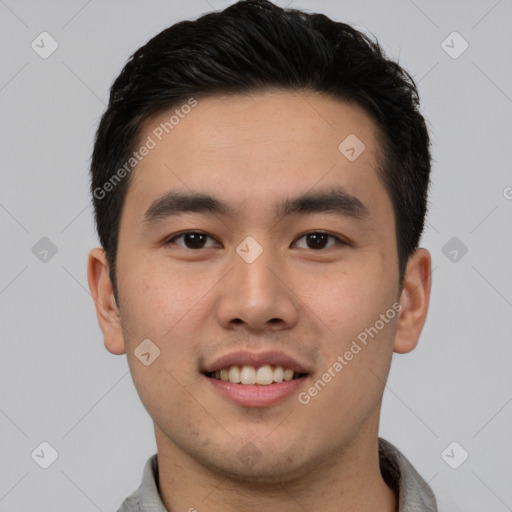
[216,237,298,329]
[235,238,282,305]
[238,243,278,292]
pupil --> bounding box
[185,233,206,249]
[307,233,327,249]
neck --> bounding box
[154,425,397,512]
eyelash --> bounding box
[163,231,348,250]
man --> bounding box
[87,1,436,510]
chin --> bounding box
[213,458,305,485]
[195,443,314,485]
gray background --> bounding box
[1,0,511,510]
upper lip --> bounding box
[203,350,312,374]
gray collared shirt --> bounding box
[117,438,437,511]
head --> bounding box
[88,0,432,483]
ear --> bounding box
[87,247,126,355]
[393,248,432,354]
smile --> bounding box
[206,364,307,385]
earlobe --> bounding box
[87,247,126,355]
[393,248,432,354]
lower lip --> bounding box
[204,375,308,407]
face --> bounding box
[89,90,429,482]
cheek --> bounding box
[120,280,206,428]
[301,279,397,429]
[302,254,397,338]
[119,255,202,337]
[118,256,216,388]
[325,266,398,389]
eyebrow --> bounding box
[142,185,370,227]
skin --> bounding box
[88,90,431,512]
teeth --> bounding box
[256,365,274,385]
[283,368,294,381]
[228,366,241,383]
[240,366,256,385]
[209,365,304,385]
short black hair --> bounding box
[90,0,432,305]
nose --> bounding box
[215,244,299,333]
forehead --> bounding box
[124,90,389,223]
[139,91,379,159]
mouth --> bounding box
[202,351,312,407]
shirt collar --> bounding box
[117,438,437,512]
[379,438,438,511]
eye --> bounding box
[292,232,345,250]
[163,231,347,250]
[164,231,220,250]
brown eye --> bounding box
[165,232,219,249]
[293,232,343,250]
